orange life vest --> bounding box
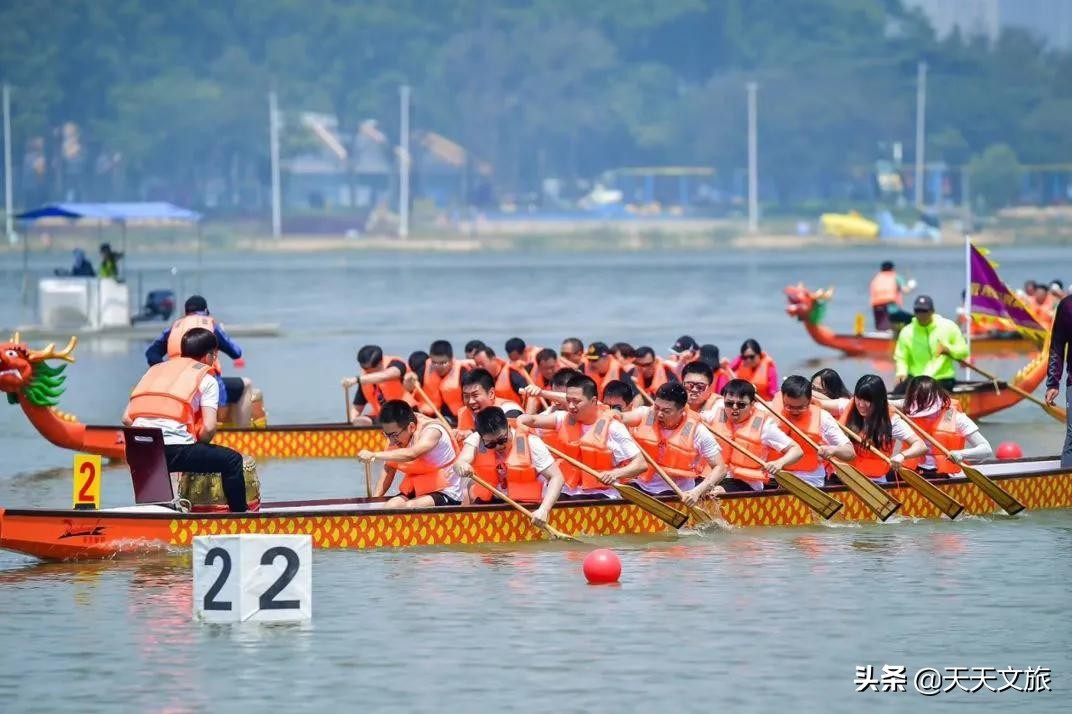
[769,394,824,472]
[707,407,770,486]
[556,408,617,490]
[360,355,408,417]
[631,410,702,483]
[734,352,776,400]
[489,357,523,402]
[902,408,965,474]
[869,271,902,307]
[470,432,543,504]
[585,357,622,399]
[634,361,671,397]
[423,359,471,415]
[456,397,516,433]
[127,358,211,440]
[837,400,894,479]
[166,314,221,374]
[389,418,457,498]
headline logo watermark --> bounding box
[855,665,1051,696]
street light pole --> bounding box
[269,88,282,239]
[3,83,14,244]
[914,61,927,209]
[399,84,411,239]
[746,81,758,234]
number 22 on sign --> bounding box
[73,454,102,510]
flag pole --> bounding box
[963,233,972,380]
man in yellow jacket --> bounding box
[893,295,969,394]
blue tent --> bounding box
[15,202,202,223]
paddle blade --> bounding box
[775,470,843,520]
[896,467,964,520]
[832,461,901,521]
[1044,403,1067,423]
[962,464,1025,516]
[616,483,689,529]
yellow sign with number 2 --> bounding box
[73,454,102,510]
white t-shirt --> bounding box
[700,406,795,491]
[552,411,640,497]
[631,406,722,493]
[132,374,218,446]
[905,411,978,470]
[408,422,463,501]
[463,432,556,474]
[785,410,851,487]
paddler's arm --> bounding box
[358,425,440,464]
[815,412,854,462]
[516,412,558,430]
[617,407,647,427]
[214,325,242,360]
[531,461,565,526]
[521,385,565,405]
[452,441,477,480]
[372,465,398,498]
[199,406,218,443]
[684,454,727,506]
[596,452,647,485]
[890,419,928,463]
[345,361,406,388]
[145,329,169,365]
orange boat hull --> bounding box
[804,321,1035,358]
[3,459,1070,561]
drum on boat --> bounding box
[178,456,262,512]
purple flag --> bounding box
[969,242,1046,341]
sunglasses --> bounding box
[682,380,709,391]
[724,400,750,410]
[481,434,510,450]
[741,353,759,361]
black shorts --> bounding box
[222,377,246,403]
[557,492,612,501]
[427,491,461,506]
[720,478,760,493]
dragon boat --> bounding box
[1,457,1069,561]
[785,283,1037,357]
[1,333,386,461]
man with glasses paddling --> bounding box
[358,400,463,508]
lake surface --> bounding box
[0,246,1068,712]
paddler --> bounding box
[681,360,717,412]
[632,346,675,400]
[869,260,914,331]
[583,341,633,399]
[611,342,636,371]
[729,339,778,401]
[342,345,410,425]
[504,337,542,370]
[123,327,248,512]
[454,368,524,441]
[453,407,566,523]
[524,349,568,414]
[892,295,968,395]
[559,337,585,370]
[699,379,803,493]
[145,295,254,427]
[626,382,727,501]
[359,400,462,508]
[601,379,635,412]
[473,344,528,403]
[667,334,700,377]
[699,343,734,394]
[767,376,854,487]
[839,375,927,482]
[517,374,646,499]
[405,340,472,426]
[900,376,993,477]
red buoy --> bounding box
[583,549,621,584]
[995,442,1023,460]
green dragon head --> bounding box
[1,335,77,407]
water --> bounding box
[0,246,1068,712]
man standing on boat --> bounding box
[453,407,566,523]
[123,328,248,512]
[145,295,254,427]
[892,295,968,395]
[359,400,463,508]
[870,261,915,331]
[1045,292,1072,467]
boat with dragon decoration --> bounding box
[1,457,1069,561]
[784,283,1037,357]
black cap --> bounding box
[585,341,611,361]
[881,261,894,271]
[671,335,699,354]
[913,295,934,312]
[184,295,209,314]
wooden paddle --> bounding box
[636,448,716,526]
[754,395,901,521]
[363,460,374,498]
[954,357,1066,423]
[836,422,964,520]
[344,383,352,424]
[698,421,843,520]
[543,443,689,529]
[464,470,579,542]
[515,365,551,410]
[891,404,1025,516]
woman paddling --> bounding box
[838,375,926,483]
[900,376,993,478]
[810,368,852,417]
